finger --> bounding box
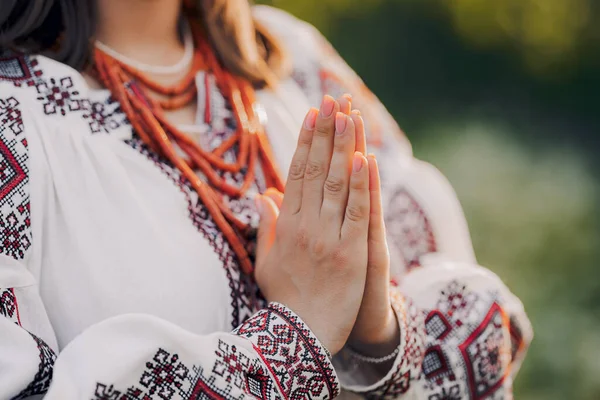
[301,95,340,216]
[342,152,370,239]
[264,188,283,209]
[367,155,389,269]
[352,110,367,155]
[281,108,318,215]
[255,195,280,268]
[337,94,352,115]
[320,113,356,230]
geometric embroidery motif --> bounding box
[459,302,509,400]
[235,303,340,399]
[0,287,21,325]
[422,345,454,384]
[421,281,510,399]
[427,383,461,400]
[83,96,128,135]
[92,304,337,399]
[140,349,189,398]
[35,77,84,116]
[425,310,452,341]
[12,333,57,400]
[0,96,31,260]
[385,188,437,271]
[0,53,43,87]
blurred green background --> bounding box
[258,0,599,399]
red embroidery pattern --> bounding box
[459,303,508,399]
[422,281,511,400]
[0,96,31,261]
[83,96,128,134]
[235,303,340,399]
[92,304,336,399]
[385,188,437,271]
[93,348,196,400]
[0,53,43,87]
[0,287,21,325]
[35,76,86,116]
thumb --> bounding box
[255,195,279,267]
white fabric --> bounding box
[0,5,532,399]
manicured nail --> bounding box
[335,112,347,135]
[320,95,335,117]
[304,108,318,130]
[353,152,364,173]
[254,195,264,214]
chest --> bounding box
[28,73,275,349]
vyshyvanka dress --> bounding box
[0,6,532,400]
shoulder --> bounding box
[252,5,321,40]
[0,52,95,137]
[0,52,85,109]
[252,5,326,63]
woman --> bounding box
[0,0,532,398]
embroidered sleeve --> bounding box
[48,303,338,399]
[0,66,60,399]
[399,262,533,399]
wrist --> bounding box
[348,308,400,358]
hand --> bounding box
[254,95,371,355]
[348,155,400,357]
[338,95,400,357]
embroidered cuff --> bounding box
[234,302,340,399]
[334,291,426,398]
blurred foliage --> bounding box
[258,0,599,399]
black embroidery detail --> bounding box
[0,97,31,260]
[12,333,57,400]
[35,77,85,116]
[0,288,20,324]
[235,303,340,399]
[421,281,511,400]
[93,305,338,399]
[0,53,43,86]
[83,96,128,134]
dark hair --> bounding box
[0,0,288,87]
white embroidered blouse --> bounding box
[0,6,532,400]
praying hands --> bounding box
[254,94,400,357]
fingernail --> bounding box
[351,109,361,116]
[335,112,347,135]
[254,195,264,214]
[353,152,364,173]
[304,108,317,130]
[320,95,335,117]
